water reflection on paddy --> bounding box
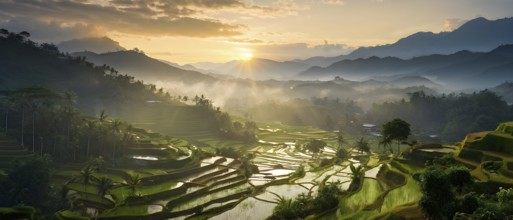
[132,156,159,160]
[365,164,383,178]
[260,169,295,176]
[211,197,276,220]
[266,184,310,198]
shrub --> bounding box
[482,161,503,173]
[460,193,479,214]
[319,158,333,167]
[291,165,305,178]
[497,187,513,206]
[313,181,342,211]
[216,147,241,158]
[336,147,349,159]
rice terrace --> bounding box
[2,1,513,220]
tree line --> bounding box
[367,90,513,141]
[192,94,258,143]
[1,87,138,163]
[0,29,177,116]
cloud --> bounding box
[320,0,346,5]
[1,17,105,43]
[318,0,382,5]
[147,51,180,57]
[254,41,355,60]
[228,37,264,44]
[443,18,468,31]
[0,0,298,39]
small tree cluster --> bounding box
[419,163,475,219]
[268,181,343,219]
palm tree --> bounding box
[98,110,108,123]
[13,92,28,147]
[12,87,60,150]
[18,31,30,40]
[349,164,363,191]
[379,135,393,154]
[28,101,41,152]
[95,177,113,198]
[126,174,142,196]
[0,90,12,133]
[110,119,123,133]
[109,119,123,158]
[63,92,77,150]
[95,110,109,157]
[272,195,298,219]
[336,134,345,149]
[85,120,97,159]
[355,137,370,154]
[67,165,98,192]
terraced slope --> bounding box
[0,131,34,170]
[117,104,220,143]
[455,121,513,184]
[53,122,429,220]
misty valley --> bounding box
[1,7,513,220]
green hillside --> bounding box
[464,121,513,155]
[0,130,34,171]
[117,104,220,142]
[0,30,224,142]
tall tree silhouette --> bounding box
[381,118,411,155]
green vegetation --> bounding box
[0,157,62,214]
[355,137,371,154]
[381,118,411,155]
[0,206,39,220]
[268,181,342,220]
[465,122,513,155]
[304,139,327,155]
[418,155,513,219]
[248,97,362,130]
[3,29,513,220]
[369,90,513,141]
[339,178,383,213]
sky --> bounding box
[1,0,513,64]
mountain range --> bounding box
[71,50,215,84]
[58,37,126,54]
[191,58,310,80]
[296,17,513,67]
[299,44,513,89]
[56,16,513,90]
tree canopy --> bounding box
[381,118,411,154]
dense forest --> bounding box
[367,90,513,141]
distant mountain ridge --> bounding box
[492,82,513,103]
[58,37,126,54]
[72,50,215,84]
[299,44,513,88]
[186,17,513,81]
[191,58,310,80]
[297,17,513,67]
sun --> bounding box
[242,52,253,61]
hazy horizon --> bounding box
[2,0,513,64]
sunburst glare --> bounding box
[242,52,253,61]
